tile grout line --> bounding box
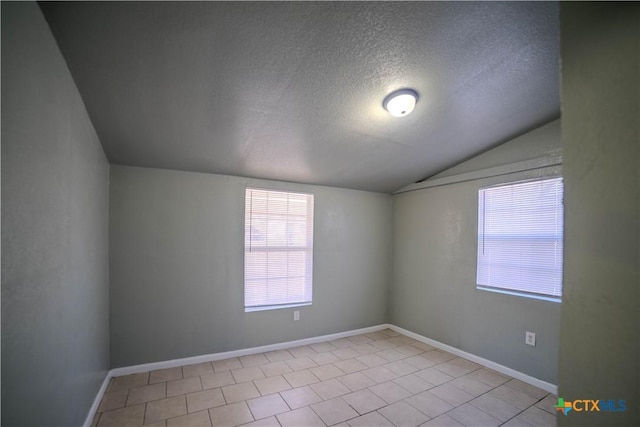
[439,372,553,427]
[499,394,555,427]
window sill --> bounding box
[245,302,312,313]
[477,286,561,303]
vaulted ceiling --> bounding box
[41,1,560,193]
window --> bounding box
[477,177,563,301]
[244,188,314,311]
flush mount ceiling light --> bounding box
[383,88,419,117]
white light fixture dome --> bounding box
[383,89,418,117]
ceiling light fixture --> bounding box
[383,88,418,117]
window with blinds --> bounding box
[477,177,563,301]
[244,188,314,311]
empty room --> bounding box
[1,1,638,427]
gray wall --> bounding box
[559,3,639,425]
[390,121,562,384]
[1,3,110,426]
[109,165,392,367]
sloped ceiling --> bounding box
[41,1,559,193]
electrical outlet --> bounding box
[293,311,300,321]
[525,331,536,346]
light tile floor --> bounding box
[93,329,557,426]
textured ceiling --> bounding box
[41,1,560,193]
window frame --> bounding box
[244,187,314,312]
[476,176,564,303]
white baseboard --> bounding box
[110,324,387,377]
[82,370,112,427]
[387,324,558,395]
[85,322,557,425]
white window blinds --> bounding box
[244,188,314,310]
[477,177,563,300]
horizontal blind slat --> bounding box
[477,177,563,299]
[245,188,314,308]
